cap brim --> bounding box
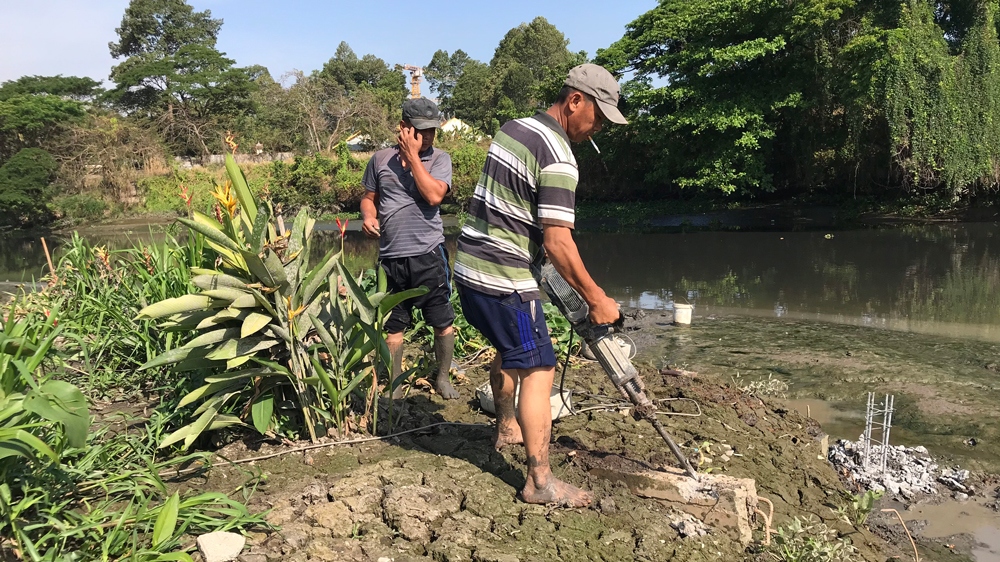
[596,99,628,125]
[408,118,441,130]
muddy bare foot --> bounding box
[493,423,524,450]
[435,375,460,400]
[519,477,593,508]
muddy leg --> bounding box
[491,354,523,449]
[516,366,592,508]
[386,332,406,399]
[433,326,459,399]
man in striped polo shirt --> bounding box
[454,64,628,507]
[361,98,459,400]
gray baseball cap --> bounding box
[402,98,442,129]
[563,63,628,125]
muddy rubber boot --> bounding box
[388,340,406,399]
[434,332,460,400]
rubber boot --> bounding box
[388,339,405,399]
[433,332,460,399]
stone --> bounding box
[590,462,758,545]
[197,532,246,562]
[305,501,356,538]
[955,492,970,501]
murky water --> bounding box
[8,221,1000,341]
[576,224,1000,342]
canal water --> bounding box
[6,221,999,341]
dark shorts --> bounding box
[379,245,455,333]
[457,284,556,370]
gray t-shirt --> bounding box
[362,146,452,259]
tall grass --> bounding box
[23,230,210,398]
[0,303,265,561]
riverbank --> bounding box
[155,310,1000,562]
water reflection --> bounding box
[5,221,1000,342]
[573,224,1000,342]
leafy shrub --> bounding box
[771,516,858,562]
[835,489,884,526]
[0,148,58,226]
[0,306,262,560]
[49,193,108,222]
[436,136,488,206]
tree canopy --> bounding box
[449,17,584,133]
[425,49,471,116]
[107,0,256,156]
[593,0,1000,199]
[0,75,103,101]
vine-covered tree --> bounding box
[593,0,1000,200]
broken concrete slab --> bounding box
[196,531,246,562]
[589,458,758,545]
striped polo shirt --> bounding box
[454,112,578,301]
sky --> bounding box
[1,0,658,87]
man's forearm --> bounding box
[410,160,447,206]
[543,226,605,306]
[360,196,377,220]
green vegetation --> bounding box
[592,0,1000,207]
[835,490,884,526]
[771,516,858,561]
[0,304,264,561]
[0,148,59,226]
[10,0,1000,227]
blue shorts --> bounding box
[457,284,557,370]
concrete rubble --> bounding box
[590,459,758,545]
[196,531,245,562]
[828,438,971,499]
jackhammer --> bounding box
[535,262,699,480]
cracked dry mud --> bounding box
[190,312,1000,562]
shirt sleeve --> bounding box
[537,161,578,228]
[428,151,453,192]
[362,153,379,193]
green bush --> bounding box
[771,516,857,562]
[49,193,108,222]
[444,140,488,206]
[0,148,58,226]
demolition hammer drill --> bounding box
[535,262,699,480]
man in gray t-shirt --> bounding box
[361,98,458,400]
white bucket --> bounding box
[673,303,693,326]
[476,381,573,420]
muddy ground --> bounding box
[182,311,1000,561]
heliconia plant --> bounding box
[137,146,424,448]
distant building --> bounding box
[344,132,373,152]
[440,118,484,140]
